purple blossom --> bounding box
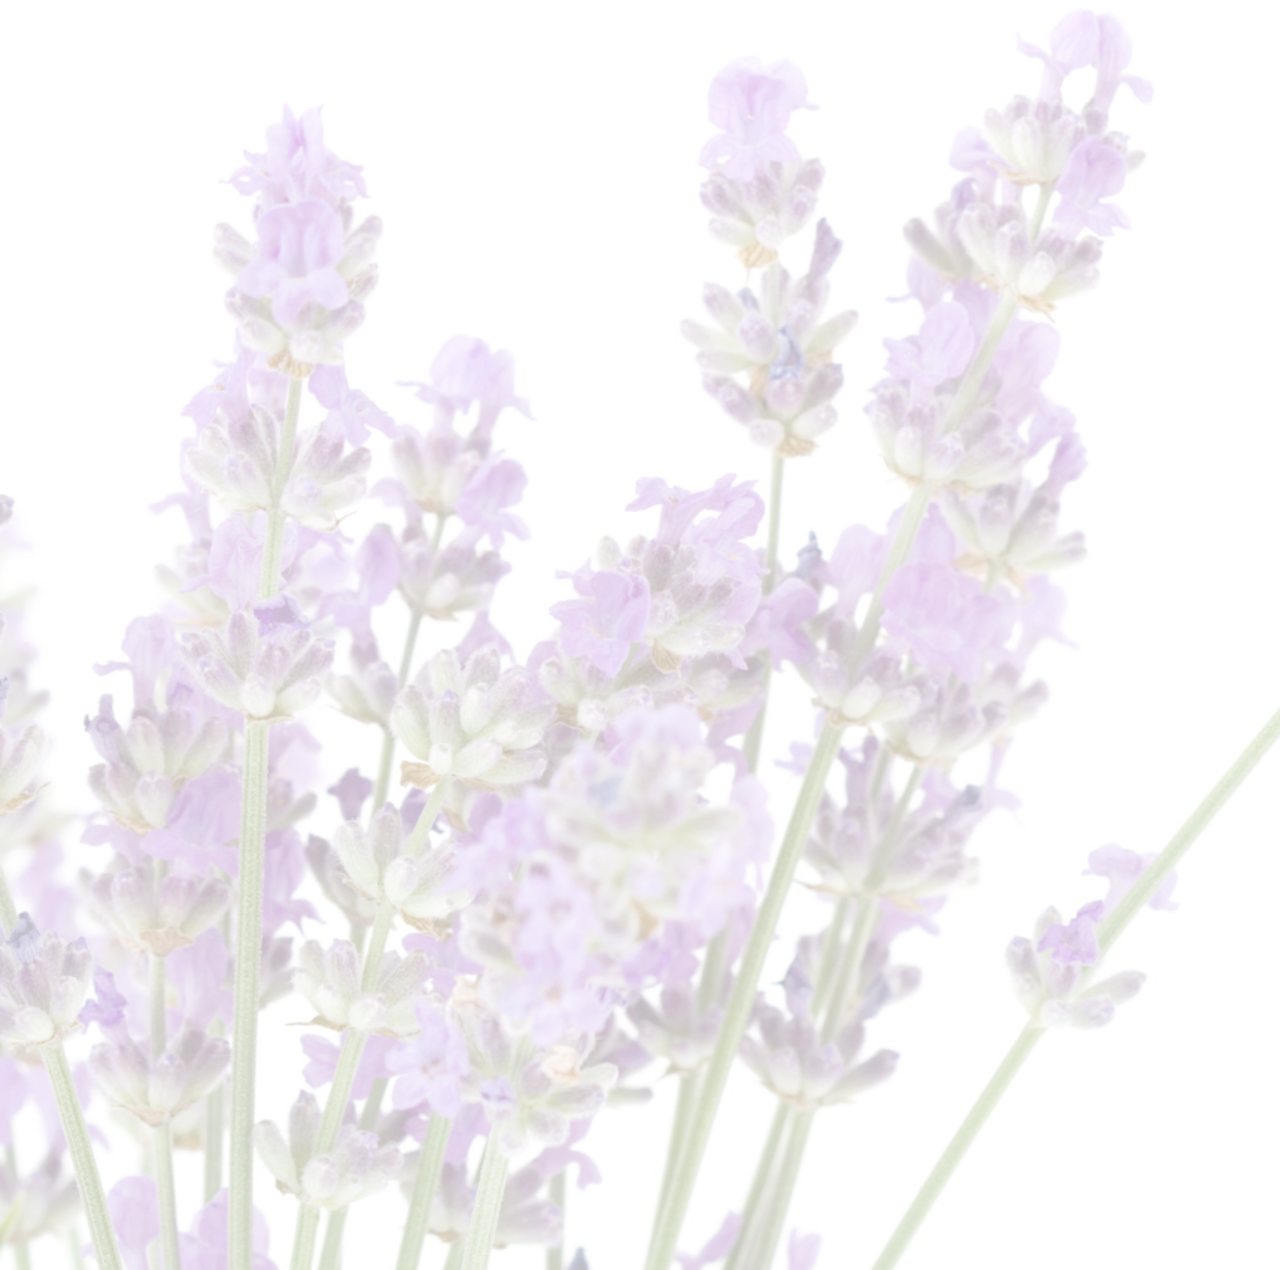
[168,929,232,1031]
[107,1176,160,1270]
[229,105,366,209]
[741,577,818,668]
[328,767,373,821]
[310,365,397,445]
[183,346,252,432]
[699,56,811,181]
[385,997,470,1117]
[79,966,129,1039]
[236,201,350,326]
[180,1189,276,1270]
[551,566,651,677]
[881,562,1016,682]
[788,1229,822,1270]
[1085,844,1178,913]
[882,301,975,402]
[455,455,529,548]
[300,1033,395,1100]
[404,335,532,436]
[253,594,308,636]
[676,1212,741,1270]
[1037,899,1104,966]
[1052,138,1131,237]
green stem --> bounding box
[460,1135,509,1270]
[259,379,303,602]
[67,1226,86,1270]
[870,1026,1044,1270]
[644,721,845,1270]
[0,864,17,934]
[723,1105,790,1270]
[204,1051,224,1204]
[937,292,1017,442]
[742,453,786,774]
[403,779,451,857]
[43,1045,123,1270]
[651,1069,699,1235]
[395,1115,452,1270]
[372,609,426,811]
[870,700,1280,1269]
[743,1109,815,1270]
[150,955,182,1270]
[15,1243,31,1270]
[546,1170,566,1270]
[443,1245,464,1270]
[865,763,926,891]
[229,718,271,1270]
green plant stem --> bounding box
[229,718,271,1270]
[150,954,182,1270]
[460,1135,509,1270]
[742,453,785,775]
[652,1067,700,1233]
[870,699,1280,1269]
[744,1109,815,1270]
[721,1101,788,1270]
[372,608,426,810]
[15,1245,31,1270]
[443,1245,464,1270]
[43,1045,123,1270]
[67,1226,86,1270]
[204,1052,224,1204]
[394,1114,451,1270]
[0,864,17,934]
[644,721,845,1270]
[546,1169,566,1270]
[259,379,302,602]
[403,779,451,856]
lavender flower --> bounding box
[0,916,93,1049]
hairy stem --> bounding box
[0,865,17,934]
[258,378,302,601]
[403,778,451,857]
[44,1044,123,1270]
[744,1109,815,1270]
[395,1114,451,1270]
[460,1136,509,1270]
[150,954,182,1270]
[546,1169,566,1270]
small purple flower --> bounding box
[881,562,1016,682]
[327,767,373,822]
[1052,137,1131,237]
[236,201,350,327]
[253,594,308,636]
[107,1176,160,1270]
[386,998,470,1117]
[882,301,975,401]
[310,365,397,446]
[1085,843,1178,913]
[699,57,811,181]
[404,335,532,435]
[1037,899,1104,966]
[551,567,651,677]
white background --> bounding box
[2,1,1277,1267]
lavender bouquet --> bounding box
[1,8,1273,1270]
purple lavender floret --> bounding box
[698,57,811,182]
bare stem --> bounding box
[395,1115,452,1270]
[460,1135,509,1270]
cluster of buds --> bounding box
[218,212,378,377]
[90,1028,230,1126]
[452,992,618,1152]
[0,917,93,1050]
[294,938,428,1036]
[255,1091,401,1210]
[331,805,472,934]
[688,222,857,456]
[85,695,229,834]
[184,403,371,530]
[626,983,722,1077]
[390,647,554,797]
[88,859,229,956]
[1007,903,1143,1028]
[181,608,334,722]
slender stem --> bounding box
[871,1026,1044,1270]
[865,763,926,891]
[43,1045,123,1270]
[937,292,1017,441]
[871,701,1280,1268]
[742,453,786,773]
[743,1110,815,1270]
[229,718,271,1270]
[15,1245,31,1270]
[150,955,182,1270]
[546,1170,566,1270]
[259,379,303,602]
[317,1080,390,1270]
[403,779,451,856]
[443,1245,464,1270]
[644,721,845,1270]
[204,1056,224,1204]
[1028,181,1056,241]
[460,1136,509,1270]
[67,1226,86,1270]
[651,1068,699,1234]
[395,1115,452,1270]
[373,609,426,811]
[0,864,17,934]
[723,1105,790,1270]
